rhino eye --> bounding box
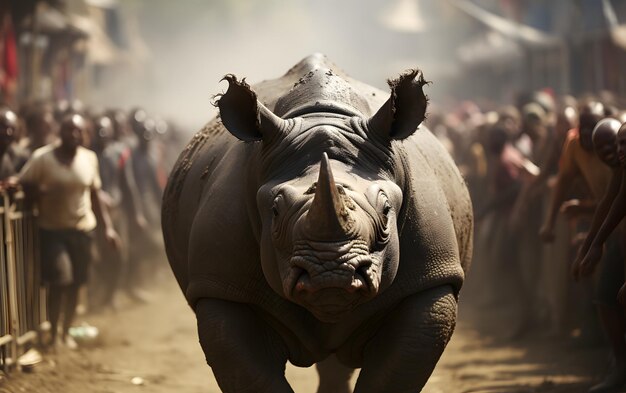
[382,200,392,217]
[377,192,392,221]
[272,194,284,217]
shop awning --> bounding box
[447,0,561,48]
[22,4,88,38]
[457,30,524,67]
[84,0,118,9]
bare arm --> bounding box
[539,169,576,242]
[590,172,626,248]
[571,168,622,273]
[120,155,147,228]
[560,198,598,218]
[13,179,38,206]
[577,169,626,277]
[522,134,562,198]
[578,168,621,250]
[91,187,120,249]
[539,135,579,242]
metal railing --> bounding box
[0,191,46,373]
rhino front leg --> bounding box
[355,285,457,393]
[195,298,293,393]
[316,354,355,393]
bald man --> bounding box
[574,118,624,275]
[579,121,626,282]
[572,118,626,393]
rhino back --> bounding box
[255,53,387,116]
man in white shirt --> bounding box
[18,114,119,349]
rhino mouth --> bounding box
[284,239,380,316]
[290,256,374,294]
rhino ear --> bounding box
[367,70,429,141]
[216,74,288,142]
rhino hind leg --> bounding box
[315,354,354,393]
[195,298,293,393]
[354,285,457,393]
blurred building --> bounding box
[4,0,625,121]
[0,0,148,108]
[379,0,626,104]
[452,0,626,103]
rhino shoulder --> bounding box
[162,119,238,293]
[397,128,473,276]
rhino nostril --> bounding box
[355,265,370,284]
[294,269,314,293]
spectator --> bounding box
[0,107,27,178]
[124,109,164,296]
[573,118,626,392]
[16,114,119,349]
[91,114,146,309]
[475,125,539,336]
[539,102,609,242]
[21,103,56,157]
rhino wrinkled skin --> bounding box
[162,54,472,393]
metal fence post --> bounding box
[0,194,11,373]
[0,190,45,373]
[4,192,20,371]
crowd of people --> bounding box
[0,99,176,351]
[5,87,626,392]
[426,91,626,393]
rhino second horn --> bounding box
[305,153,353,240]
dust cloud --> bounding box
[99,0,453,133]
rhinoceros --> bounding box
[162,53,472,393]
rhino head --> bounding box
[217,69,428,322]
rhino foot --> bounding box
[195,298,294,393]
[354,285,457,393]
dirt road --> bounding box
[0,272,610,393]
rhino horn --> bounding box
[305,153,353,239]
[217,74,289,142]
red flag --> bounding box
[1,13,18,97]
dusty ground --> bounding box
[0,271,616,393]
